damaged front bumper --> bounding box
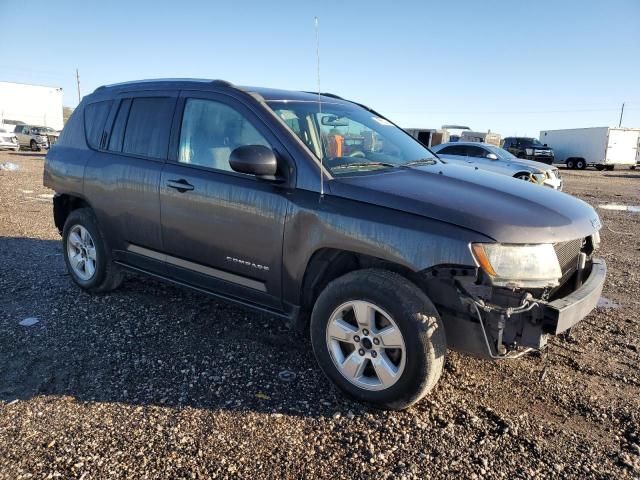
[444,258,606,359]
[544,258,606,334]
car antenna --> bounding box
[315,16,324,198]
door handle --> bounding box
[166,179,194,192]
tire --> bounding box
[310,269,446,410]
[30,139,39,152]
[595,164,606,171]
[575,159,586,170]
[566,159,575,169]
[62,208,123,293]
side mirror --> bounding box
[486,153,498,160]
[229,145,279,180]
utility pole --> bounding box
[76,68,81,104]
[618,102,625,127]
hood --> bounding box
[329,163,599,244]
[499,157,555,171]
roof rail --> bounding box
[302,91,345,100]
[211,79,234,87]
[93,78,235,94]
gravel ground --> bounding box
[1,150,639,479]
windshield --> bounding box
[486,144,517,159]
[267,101,439,175]
[521,137,543,146]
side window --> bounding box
[178,98,270,173]
[441,145,467,155]
[84,100,113,149]
[14,126,22,133]
[122,97,174,158]
[438,146,455,154]
[108,99,132,152]
[467,146,486,158]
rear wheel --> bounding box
[566,159,575,169]
[575,159,586,170]
[62,208,123,293]
[310,269,446,410]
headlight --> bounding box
[471,243,562,288]
[530,172,546,184]
[525,148,533,156]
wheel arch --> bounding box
[295,247,460,334]
[53,194,93,234]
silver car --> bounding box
[431,142,562,190]
[0,128,19,151]
[14,125,53,151]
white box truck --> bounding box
[0,81,64,131]
[540,127,640,170]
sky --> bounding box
[1,0,639,136]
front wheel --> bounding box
[514,172,531,181]
[566,159,575,169]
[30,139,39,152]
[310,269,446,410]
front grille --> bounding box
[554,238,583,286]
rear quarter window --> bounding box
[56,105,86,147]
[122,97,175,159]
[84,100,113,149]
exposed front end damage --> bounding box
[423,234,606,359]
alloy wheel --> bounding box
[66,225,97,281]
[325,300,406,391]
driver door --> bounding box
[159,92,292,309]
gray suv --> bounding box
[44,79,606,409]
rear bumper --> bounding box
[544,258,606,334]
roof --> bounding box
[93,78,352,104]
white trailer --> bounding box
[0,81,64,131]
[540,127,640,170]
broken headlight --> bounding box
[471,243,562,289]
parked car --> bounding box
[431,142,563,190]
[502,137,555,164]
[14,124,54,151]
[44,79,605,410]
[0,128,19,151]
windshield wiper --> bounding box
[332,161,396,170]
[400,158,438,167]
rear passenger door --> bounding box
[83,91,178,274]
[159,91,291,309]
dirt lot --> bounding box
[1,151,639,479]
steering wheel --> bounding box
[349,151,366,158]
